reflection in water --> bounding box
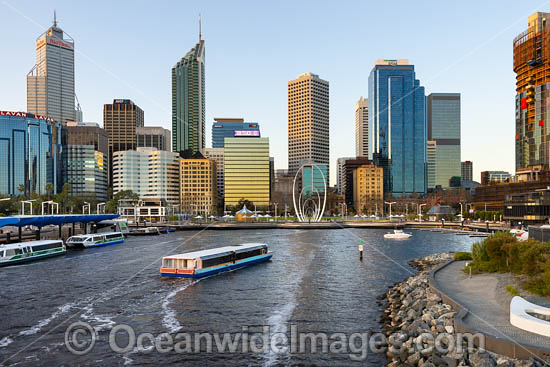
[0,228,476,366]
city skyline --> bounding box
[0,0,533,184]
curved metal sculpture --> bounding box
[292,164,327,222]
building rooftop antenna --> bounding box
[53,10,57,27]
[199,13,202,41]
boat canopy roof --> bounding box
[0,239,63,250]
[163,243,268,260]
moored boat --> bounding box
[128,227,160,236]
[66,232,125,248]
[0,240,66,266]
[383,229,412,240]
[160,243,272,278]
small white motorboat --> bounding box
[384,229,412,240]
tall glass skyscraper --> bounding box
[212,118,260,148]
[368,59,427,197]
[0,111,64,196]
[172,25,205,157]
[427,93,461,188]
[27,13,78,125]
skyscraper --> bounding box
[103,99,144,184]
[27,12,78,125]
[461,161,473,182]
[172,21,205,156]
[514,12,550,171]
[427,93,461,188]
[211,118,260,148]
[336,157,354,194]
[137,126,171,151]
[368,59,427,197]
[427,141,437,189]
[204,147,225,208]
[355,97,368,157]
[288,72,329,178]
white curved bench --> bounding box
[510,296,550,337]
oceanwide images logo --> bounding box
[64,322,485,361]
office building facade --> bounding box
[65,122,109,201]
[514,12,550,171]
[112,147,180,206]
[300,162,328,196]
[336,157,354,194]
[368,59,427,196]
[480,171,511,185]
[103,99,144,184]
[224,137,270,207]
[212,118,260,148]
[462,161,473,182]
[180,155,217,215]
[288,72,330,177]
[427,140,437,189]
[137,126,171,151]
[204,147,225,208]
[172,32,205,156]
[427,93,461,188]
[352,163,384,215]
[27,14,77,125]
[355,97,369,157]
[0,111,64,196]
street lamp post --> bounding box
[459,202,464,222]
[82,202,90,215]
[418,203,426,222]
[21,200,36,215]
[385,201,396,219]
[97,202,106,214]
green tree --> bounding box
[17,184,26,199]
[231,198,255,215]
[105,190,139,214]
[45,182,54,200]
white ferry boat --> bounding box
[0,240,66,266]
[384,229,412,240]
[66,232,125,249]
[160,243,272,278]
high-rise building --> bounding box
[352,163,384,215]
[180,153,216,215]
[342,157,371,210]
[204,147,225,208]
[211,118,260,148]
[103,99,144,184]
[337,157,354,194]
[480,171,511,186]
[172,24,205,156]
[461,161,473,182]
[288,72,329,178]
[224,137,270,207]
[427,93,461,188]
[368,59,427,196]
[427,141,437,189]
[514,12,550,171]
[112,147,180,206]
[355,97,369,157]
[65,122,109,201]
[300,162,329,196]
[0,111,64,196]
[137,126,171,151]
[27,13,77,125]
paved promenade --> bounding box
[434,261,550,350]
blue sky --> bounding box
[0,0,544,184]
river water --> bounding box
[0,228,477,366]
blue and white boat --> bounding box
[160,243,272,278]
[66,232,125,248]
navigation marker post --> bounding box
[358,240,364,261]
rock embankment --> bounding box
[379,253,546,367]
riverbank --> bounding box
[380,253,547,367]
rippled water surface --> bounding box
[0,228,477,366]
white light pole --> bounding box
[21,199,36,215]
[418,203,426,222]
[385,201,396,219]
[42,200,58,215]
[459,202,464,222]
[82,202,90,215]
[97,202,106,214]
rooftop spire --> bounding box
[53,9,57,27]
[199,13,202,41]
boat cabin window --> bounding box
[105,233,122,239]
[201,254,234,268]
[162,258,191,269]
[0,250,4,257]
[33,242,62,251]
[235,248,263,260]
[4,249,16,257]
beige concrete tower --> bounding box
[355,97,368,157]
[288,72,329,177]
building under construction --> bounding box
[514,12,550,171]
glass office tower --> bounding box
[0,111,64,196]
[368,59,427,197]
[211,118,260,148]
[301,162,328,196]
[427,93,461,188]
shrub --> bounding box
[505,285,519,297]
[454,252,472,261]
[471,241,489,263]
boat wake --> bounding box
[18,302,76,336]
[0,336,13,348]
[161,279,202,333]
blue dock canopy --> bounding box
[0,214,120,229]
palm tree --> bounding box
[17,184,25,199]
[45,183,54,200]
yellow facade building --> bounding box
[224,137,270,208]
[352,163,384,215]
[180,156,217,216]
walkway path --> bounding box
[434,261,550,349]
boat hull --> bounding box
[161,253,272,278]
[85,239,125,248]
[0,249,65,267]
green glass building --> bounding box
[172,33,205,157]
